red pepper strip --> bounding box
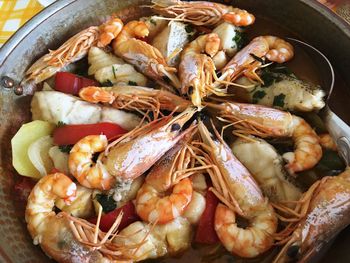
[55,72,99,95]
[195,190,220,244]
[53,122,127,146]
[89,201,139,232]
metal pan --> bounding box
[0,0,350,262]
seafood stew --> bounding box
[9,0,349,262]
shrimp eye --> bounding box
[188,86,194,95]
[171,123,181,132]
[287,245,300,258]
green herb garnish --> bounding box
[273,93,286,108]
[57,121,66,127]
[233,30,245,50]
[150,18,157,26]
[261,71,276,87]
[185,24,194,34]
[59,145,73,153]
[316,149,346,173]
[112,66,117,79]
[95,194,117,213]
[272,65,294,76]
[128,81,137,86]
[101,79,114,87]
[252,90,266,103]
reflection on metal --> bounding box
[1,76,15,89]
[287,38,335,101]
[338,136,350,166]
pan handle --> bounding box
[324,107,350,166]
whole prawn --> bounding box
[135,135,197,224]
[26,173,144,262]
[217,36,294,86]
[22,17,123,90]
[273,168,350,263]
[151,0,255,27]
[79,85,191,118]
[112,20,181,91]
[69,108,197,190]
[179,33,226,108]
[196,121,278,258]
[208,102,322,174]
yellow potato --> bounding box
[11,120,55,178]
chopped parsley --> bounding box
[261,71,276,87]
[273,93,286,108]
[57,121,66,127]
[128,81,138,86]
[252,90,266,103]
[95,194,117,213]
[185,24,194,34]
[112,66,117,79]
[260,64,294,87]
[100,79,114,87]
[149,18,157,26]
[233,30,245,50]
[58,145,73,153]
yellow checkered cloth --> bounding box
[0,0,43,47]
[0,0,349,48]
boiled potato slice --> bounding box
[11,120,55,178]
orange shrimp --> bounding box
[26,173,140,262]
[79,85,191,117]
[136,139,195,224]
[179,33,226,108]
[97,17,124,47]
[68,135,115,191]
[273,168,350,263]
[218,36,294,85]
[151,0,255,27]
[102,107,197,181]
[23,27,99,86]
[208,102,322,174]
[112,20,181,91]
[69,108,196,190]
[197,121,277,258]
[319,133,337,151]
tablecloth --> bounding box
[0,0,349,48]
